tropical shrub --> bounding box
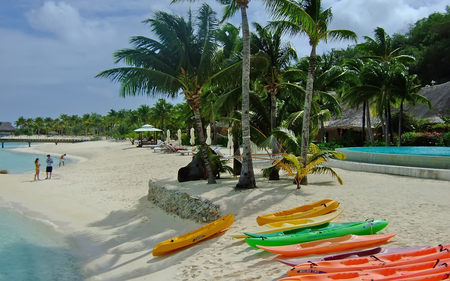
[443,132,450,146]
[316,141,344,151]
[216,137,228,147]
[271,143,345,189]
[401,131,444,146]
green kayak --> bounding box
[245,219,388,249]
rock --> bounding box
[177,157,206,182]
[0,169,10,174]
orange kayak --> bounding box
[399,272,450,281]
[256,199,339,226]
[152,214,234,256]
[288,244,450,276]
[258,233,396,257]
[279,258,450,280]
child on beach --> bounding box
[34,158,40,181]
[59,154,66,167]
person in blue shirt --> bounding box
[45,154,53,179]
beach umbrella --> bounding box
[227,128,233,154]
[190,128,195,146]
[177,129,182,146]
[133,124,162,132]
[166,129,170,143]
[206,124,212,145]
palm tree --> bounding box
[136,105,152,125]
[96,4,219,184]
[43,117,53,135]
[59,114,69,135]
[392,69,431,146]
[272,128,345,189]
[172,0,269,188]
[15,116,26,129]
[34,117,44,135]
[82,113,90,136]
[251,22,297,133]
[149,99,174,132]
[265,0,357,185]
[357,27,415,146]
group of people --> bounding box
[34,154,66,181]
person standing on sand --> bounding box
[59,154,66,167]
[46,154,53,179]
[34,158,40,181]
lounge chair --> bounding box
[213,148,233,160]
[177,147,197,156]
[153,142,170,153]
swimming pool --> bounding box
[336,146,450,169]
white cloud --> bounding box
[0,0,448,122]
[25,1,116,45]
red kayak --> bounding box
[258,233,396,257]
[288,244,450,276]
[278,246,430,267]
[279,258,450,280]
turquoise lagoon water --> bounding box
[0,206,85,281]
[342,146,450,156]
[0,144,85,280]
[0,142,72,174]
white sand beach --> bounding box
[1,140,450,281]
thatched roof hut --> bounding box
[404,80,450,123]
[325,81,450,130]
[0,122,17,136]
[320,81,450,142]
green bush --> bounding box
[316,141,343,151]
[444,132,450,146]
[364,140,386,147]
[216,137,228,147]
[401,131,444,146]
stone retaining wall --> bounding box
[147,179,221,223]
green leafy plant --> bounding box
[270,128,346,189]
[272,143,345,189]
[401,131,444,146]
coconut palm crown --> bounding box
[96,4,219,183]
[263,0,357,185]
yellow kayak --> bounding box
[228,209,343,239]
[256,199,339,226]
[153,213,234,256]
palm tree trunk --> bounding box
[384,106,390,146]
[193,108,216,184]
[300,46,317,187]
[398,100,404,146]
[233,137,241,176]
[388,103,394,145]
[366,102,375,146]
[236,5,256,189]
[362,101,366,143]
[269,91,280,180]
[270,92,276,133]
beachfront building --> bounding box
[321,80,450,143]
[0,122,16,136]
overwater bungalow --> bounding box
[0,122,17,136]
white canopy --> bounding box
[134,124,162,132]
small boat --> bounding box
[258,233,396,257]
[245,219,388,248]
[278,246,430,267]
[229,209,344,239]
[278,258,450,280]
[256,199,339,226]
[152,214,234,256]
[287,244,450,276]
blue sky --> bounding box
[0,0,448,124]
